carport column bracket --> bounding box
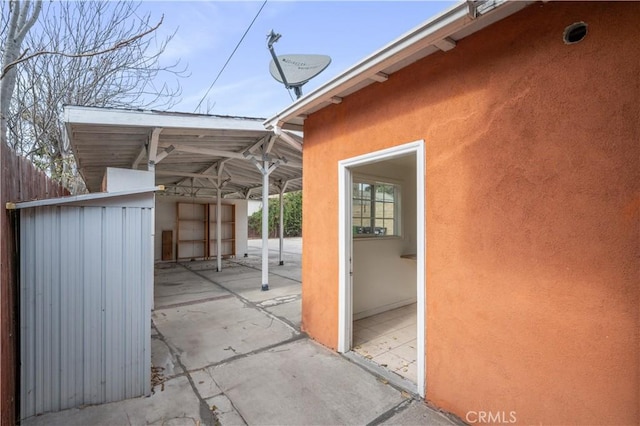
[252,157,282,291]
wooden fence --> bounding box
[0,142,69,425]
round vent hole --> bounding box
[564,22,588,44]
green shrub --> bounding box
[248,191,302,237]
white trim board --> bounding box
[338,140,426,397]
[65,105,266,132]
[353,298,417,321]
[8,186,161,210]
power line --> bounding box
[194,0,268,113]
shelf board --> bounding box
[177,201,235,260]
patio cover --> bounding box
[64,105,302,198]
[64,105,302,287]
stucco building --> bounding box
[267,1,639,424]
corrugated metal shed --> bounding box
[16,188,155,420]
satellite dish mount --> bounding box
[267,30,331,99]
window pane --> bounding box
[384,219,394,233]
[352,200,361,218]
[374,201,394,219]
[375,202,385,218]
[352,183,360,196]
[374,184,389,201]
[361,183,372,200]
[373,219,391,235]
[383,202,394,219]
[353,180,398,237]
[362,202,371,217]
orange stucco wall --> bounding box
[301,2,639,424]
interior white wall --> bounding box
[352,157,417,319]
[101,167,154,192]
[154,195,248,261]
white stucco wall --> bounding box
[154,196,248,261]
[352,157,417,319]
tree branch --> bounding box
[15,0,42,42]
[1,14,163,79]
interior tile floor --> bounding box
[352,303,417,383]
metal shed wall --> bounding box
[19,200,153,419]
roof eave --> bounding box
[265,0,533,131]
[9,186,161,210]
[65,105,268,132]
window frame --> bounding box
[352,173,402,239]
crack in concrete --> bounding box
[226,257,302,284]
[152,321,218,426]
[257,294,301,308]
[154,281,236,309]
[153,262,312,425]
[154,262,429,426]
[186,333,307,374]
[179,262,301,334]
[366,398,413,426]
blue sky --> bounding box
[139,1,456,118]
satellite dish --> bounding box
[269,54,331,86]
[267,30,331,99]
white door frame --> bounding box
[337,140,426,397]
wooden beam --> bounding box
[370,72,389,82]
[217,159,230,178]
[433,37,456,52]
[132,145,146,169]
[155,145,174,164]
[264,134,277,154]
[155,170,217,179]
[147,127,163,171]
[172,145,248,160]
[247,134,269,154]
[273,128,303,152]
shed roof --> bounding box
[265,0,533,131]
[9,187,159,209]
[65,105,303,199]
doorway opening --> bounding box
[338,141,425,397]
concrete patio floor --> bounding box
[23,238,462,426]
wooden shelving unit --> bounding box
[208,204,236,259]
[176,202,236,261]
[176,203,208,261]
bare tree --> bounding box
[0,1,41,147]
[2,1,185,190]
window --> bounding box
[352,179,400,237]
